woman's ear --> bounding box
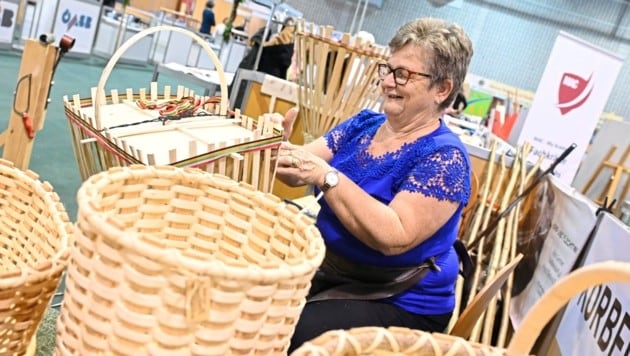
[434,78,453,106]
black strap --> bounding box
[453,239,474,278]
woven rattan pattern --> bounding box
[0,159,72,355]
[56,165,324,355]
[291,326,516,355]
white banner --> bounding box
[53,0,101,55]
[0,1,18,43]
[554,214,630,356]
[516,31,623,185]
[510,175,598,326]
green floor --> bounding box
[0,47,210,355]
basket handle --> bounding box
[94,25,228,130]
[507,260,630,354]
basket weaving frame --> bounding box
[64,26,283,193]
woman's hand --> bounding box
[270,107,298,141]
[276,142,331,187]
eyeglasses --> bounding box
[377,63,432,86]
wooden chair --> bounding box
[507,260,630,354]
[449,253,524,339]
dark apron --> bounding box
[307,240,474,303]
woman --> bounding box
[276,18,474,351]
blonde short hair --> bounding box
[389,18,473,111]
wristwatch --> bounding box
[321,170,340,192]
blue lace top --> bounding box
[317,109,471,315]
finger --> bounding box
[282,107,298,140]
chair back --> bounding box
[450,253,524,339]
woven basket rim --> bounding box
[0,159,73,289]
[77,165,325,281]
[293,326,511,355]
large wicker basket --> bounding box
[0,159,72,355]
[55,164,325,355]
[64,26,282,193]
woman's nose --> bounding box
[380,73,397,88]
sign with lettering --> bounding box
[555,213,630,355]
[0,1,18,44]
[510,175,597,326]
[515,31,623,185]
[52,0,101,55]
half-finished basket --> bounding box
[55,165,325,355]
[0,159,72,355]
[291,326,511,355]
[64,25,282,193]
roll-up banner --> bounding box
[516,31,623,186]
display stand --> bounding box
[51,0,100,57]
[0,37,63,170]
[92,9,153,65]
[0,0,19,49]
[18,0,38,41]
[150,8,198,65]
[32,0,58,39]
[582,144,630,211]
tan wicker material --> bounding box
[0,159,72,355]
[291,326,517,355]
[55,165,325,355]
[294,21,388,142]
[64,25,282,193]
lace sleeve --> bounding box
[400,146,471,204]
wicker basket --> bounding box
[64,25,282,193]
[55,164,325,355]
[291,326,514,356]
[0,159,72,355]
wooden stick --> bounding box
[470,143,506,342]
[482,150,522,345]
[497,144,531,347]
[465,140,497,291]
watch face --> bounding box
[325,171,339,188]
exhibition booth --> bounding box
[0,0,628,355]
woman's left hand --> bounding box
[276,142,331,187]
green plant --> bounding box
[223,0,243,43]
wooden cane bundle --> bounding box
[294,21,388,142]
[64,26,282,193]
[456,141,545,347]
[55,165,325,355]
[0,159,72,355]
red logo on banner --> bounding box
[557,73,593,115]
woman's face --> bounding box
[380,44,440,121]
